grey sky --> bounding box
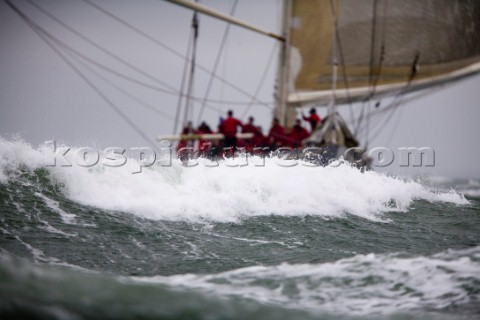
[1,0,479,178]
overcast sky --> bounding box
[1,0,479,178]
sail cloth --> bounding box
[287,0,480,106]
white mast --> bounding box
[326,0,340,144]
[275,0,294,128]
[329,0,338,121]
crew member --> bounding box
[196,121,213,158]
[242,116,257,134]
[268,117,286,149]
[176,121,194,160]
[303,108,321,132]
[222,110,243,151]
[287,119,310,148]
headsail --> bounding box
[286,0,480,107]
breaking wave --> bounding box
[134,246,480,315]
[0,137,468,222]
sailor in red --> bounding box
[242,116,257,153]
[196,121,213,158]
[242,116,257,134]
[268,117,286,149]
[303,108,321,132]
[287,119,310,148]
[250,126,269,156]
[222,110,243,151]
[176,121,194,160]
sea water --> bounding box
[0,137,479,319]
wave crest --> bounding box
[0,137,469,222]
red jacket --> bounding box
[303,113,321,131]
[195,129,212,152]
[242,124,257,134]
[223,116,243,137]
[176,126,193,152]
[288,126,310,148]
[251,132,268,148]
[268,124,286,146]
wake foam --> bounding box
[0,137,469,222]
[134,246,480,315]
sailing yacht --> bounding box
[163,0,480,166]
[4,0,479,165]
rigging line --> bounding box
[366,97,401,143]
[174,27,194,134]
[362,0,387,139]
[360,76,415,141]
[80,0,273,110]
[13,11,264,110]
[367,0,379,91]
[5,0,158,148]
[365,0,390,148]
[23,0,177,92]
[384,100,404,145]
[336,30,354,124]
[5,1,210,120]
[366,0,427,141]
[355,0,382,141]
[368,51,422,139]
[15,14,227,117]
[363,85,442,120]
[240,41,277,120]
[330,0,354,123]
[62,36,270,107]
[196,0,239,124]
[367,0,427,141]
[33,26,176,95]
[356,98,394,139]
[29,6,272,108]
[65,49,175,121]
[328,0,339,120]
[366,52,419,138]
[359,0,379,147]
[365,103,371,148]
[183,9,199,126]
[416,1,429,54]
[368,83,445,143]
[354,100,366,135]
[367,51,424,142]
[370,0,388,91]
[358,95,403,141]
[367,97,398,148]
[220,25,228,115]
[360,82,408,137]
[324,1,354,121]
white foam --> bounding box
[37,220,75,237]
[0,137,469,222]
[0,137,46,183]
[133,246,480,315]
[52,159,470,222]
[14,235,60,263]
[34,192,77,225]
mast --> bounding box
[328,0,340,144]
[329,0,338,121]
[275,0,294,128]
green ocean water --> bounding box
[0,139,479,319]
